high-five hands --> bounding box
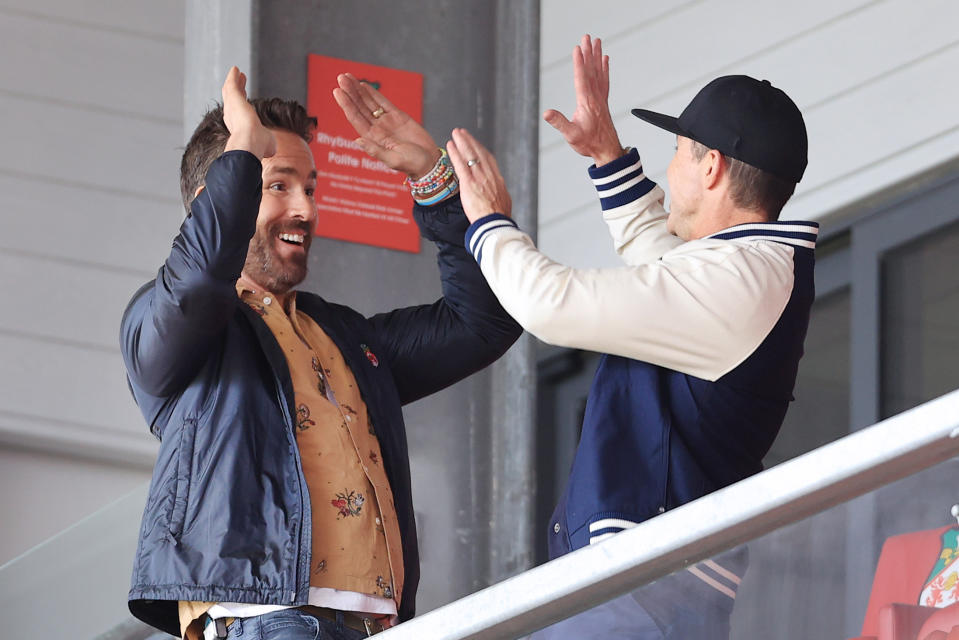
[543,34,625,166]
[447,128,512,224]
[333,73,440,178]
[222,66,276,160]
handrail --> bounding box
[376,389,959,639]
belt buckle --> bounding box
[203,616,229,640]
[363,617,383,636]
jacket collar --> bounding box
[705,220,819,249]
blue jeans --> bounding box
[531,547,747,640]
[225,609,368,640]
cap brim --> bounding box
[630,108,686,137]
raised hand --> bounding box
[543,34,625,166]
[222,66,276,159]
[333,73,440,178]
[447,128,512,224]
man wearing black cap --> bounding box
[442,35,818,638]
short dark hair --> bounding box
[180,98,317,213]
[690,140,796,220]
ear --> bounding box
[701,149,724,190]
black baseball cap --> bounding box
[631,75,808,183]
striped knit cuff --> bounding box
[588,147,658,211]
[465,213,518,265]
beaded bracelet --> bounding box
[409,165,454,195]
[407,149,453,191]
[413,176,460,206]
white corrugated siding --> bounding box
[539,0,959,266]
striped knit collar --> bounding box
[705,220,819,249]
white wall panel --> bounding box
[540,0,686,64]
[0,0,184,39]
[0,334,149,444]
[0,94,180,201]
[0,11,183,120]
[0,253,149,349]
[0,0,182,563]
[540,0,875,162]
[539,0,959,263]
[786,44,959,219]
[0,174,182,273]
[0,448,149,564]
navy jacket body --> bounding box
[120,151,520,636]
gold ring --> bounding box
[371,107,385,119]
[467,158,479,167]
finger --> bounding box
[356,78,401,115]
[333,86,373,135]
[592,37,603,74]
[354,137,400,167]
[452,128,501,182]
[543,109,574,137]
[339,73,383,121]
[571,43,587,105]
[601,54,610,97]
[222,66,242,103]
[446,138,474,189]
[344,73,383,117]
[336,73,368,109]
[451,128,484,168]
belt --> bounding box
[301,605,388,636]
[204,607,387,638]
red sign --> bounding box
[307,54,423,253]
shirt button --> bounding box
[263,296,272,305]
[345,415,352,422]
[658,506,666,514]
[375,517,381,525]
[553,522,561,534]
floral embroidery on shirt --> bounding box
[332,490,365,518]
[296,403,315,431]
[369,451,379,464]
[311,356,327,397]
[246,302,267,316]
[341,404,358,416]
[376,576,393,599]
[313,559,327,575]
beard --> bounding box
[242,221,311,294]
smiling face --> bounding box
[241,129,318,295]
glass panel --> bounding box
[881,219,959,418]
[766,289,851,467]
[530,458,959,640]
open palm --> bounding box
[334,73,438,177]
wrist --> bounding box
[591,145,628,168]
[225,131,268,159]
[408,147,443,180]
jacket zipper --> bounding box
[275,381,306,604]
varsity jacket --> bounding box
[465,148,817,561]
[120,151,521,636]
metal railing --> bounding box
[377,389,959,639]
[3,390,958,639]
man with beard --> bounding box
[120,68,520,640]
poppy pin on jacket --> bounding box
[360,344,379,367]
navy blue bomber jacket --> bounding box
[120,151,521,636]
